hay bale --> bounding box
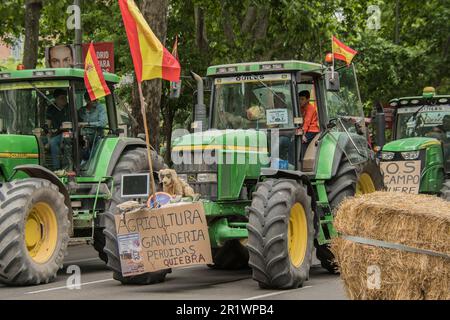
[331,192,450,300]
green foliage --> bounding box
[0,0,448,142]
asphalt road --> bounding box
[0,244,347,300]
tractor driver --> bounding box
[78,92,108,162]
[297,90,320,157]
[46,89,70,170]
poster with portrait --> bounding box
[45,45,75,68]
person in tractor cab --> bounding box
[78,92,108,162]
[45,89,70,170]
[297,90,320,155]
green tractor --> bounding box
[160,61,384,289]
[378,88,449,200]
[0,68,167,286]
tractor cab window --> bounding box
[212,73,294,130]
[325,65,366,134]
[396,105,450,140]
[73,81,109,167]
[325,65,369,165]
[0,81,73,171]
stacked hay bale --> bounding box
[332,192,449,300]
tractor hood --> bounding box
[0,134,40,181]
[172,129,268,152]
[382,137,441,152]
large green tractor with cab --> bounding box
[160,60,384,289]
[0,68,166,286]
[378,88,449,200]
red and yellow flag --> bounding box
[84,42,111,101]
[118,0,181,83]
[332,36,357,66]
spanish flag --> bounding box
[332,36,357,66]
[119,0,181,83]
[84,42,111,101]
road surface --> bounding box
[0,244,347,300]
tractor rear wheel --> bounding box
[0,179,69,286]
[103,148,171,285]
[93,227,107,263]
[247,179,314,289]
[317,158,383,274]
[441,180,450,201]
[209,240,249,270]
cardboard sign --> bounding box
[82,42,115,73]
[115,202,212,276]
[380,160,421,194]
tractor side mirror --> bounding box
[325,71,340,92]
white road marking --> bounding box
[24,278,114,295]
[24,265,203,295]
[242,286,312,300]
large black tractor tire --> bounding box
[316,158,384,274]
[103,148,171,285]
[0,179,69,286]
[247,179,315,289]
[209,240,249,270]
[441,180,450,201]
[93,228,107,263]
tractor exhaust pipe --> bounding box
[374,102,386,148]
[190,71,207,130]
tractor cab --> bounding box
[379,88,450,196]
[0,68,122,180]
[178,61,371,177]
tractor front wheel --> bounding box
[103,148,171,285]
[247,179,314,289]
[0,179,69,286]
[317,158,383,274]
[209,240,249,270]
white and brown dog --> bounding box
[158,169,196,198]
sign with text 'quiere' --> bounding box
[115,202,212,276]
[82,42,114,73]
[380,160,422,194]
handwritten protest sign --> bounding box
[115,202,212,276]
[380,160,421,194]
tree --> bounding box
[129,0,169,151]
[23,0,43,69]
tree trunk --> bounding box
[23,0,43,69]
[161,98,176,166]
[131,0,169,152]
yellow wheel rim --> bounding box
[25,202,58,264]
[287,203,308,267]
[356,173,376,195]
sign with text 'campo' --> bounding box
[380,160,421,194]
[115,202,212,276]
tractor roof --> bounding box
[0,68,120,84]
[388,95,450,108]
[207,60,324,77]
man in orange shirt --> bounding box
[299,90,320,152]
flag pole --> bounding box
[331,35,335,80]
[137,81,157,206]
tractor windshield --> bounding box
[0,81,70,135]
[212,73,294,130]
[325,65,366,134]
[396,105,450,140]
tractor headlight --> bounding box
[197,173,217,183]
[401,151,420,160]
[381,152,395,161]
